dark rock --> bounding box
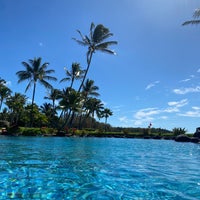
[152,135,162,139]
[193,127,200,138]
[190,137,200,143]
[175,134,191,142]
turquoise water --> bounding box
[0,137,200,199]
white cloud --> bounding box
[134,108,160,126]
[197,68,200,73]
[133,99,188,126]
[180,78,191,82]
[160,116,168,120]
[179,107,200,117]
[119,116,129,123]
[167,99,188,107]
[173,86,200,95]
[164,107,180,113]
[145,81,160,90]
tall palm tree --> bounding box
[60,62,85,89]
[16,57,57,127]
[183,8,200,25]
[73,22,117,92]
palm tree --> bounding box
[82,79,99,98]
[59,88,81,130]
[16,57,57,127]
[60,62,85,89]
[83,97,104,128]
[0,85,11,111]
[73,22,117,92]
[183,8,200,25]
[6,92,27,125]
[102,108,113,124]
[44,88,61,110]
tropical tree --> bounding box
[82,79,99,98]
[82,97,104,128]
[58,88,82,130]
[73,22,117,92]
[0,84,11,111]
[101,108,113,131]
[183,8,200,25]
[44,88,61,110]
[40,103,56,127]
[16,57,57,126]
[60,62,85,89]
[6,92,27,125]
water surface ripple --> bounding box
[0,137,199,199]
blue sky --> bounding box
[1,0,200,132]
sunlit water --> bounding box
[0,136,200,199]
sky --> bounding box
[1,0,200,133]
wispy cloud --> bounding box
[179,106,200,117]
[167,99,188,107]
[180,75,194,82]
[133,99,188,126]
[5,81,11,86]
[134,107,161,126]
[145,81,160,90]
[173,86,200,95]
[197,68,200,73]
[119,116,129,123]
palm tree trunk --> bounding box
[78,52,93,92]
[30,82,36,127]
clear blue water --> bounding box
[0,137,200,199]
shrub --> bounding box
[173,127,187,136]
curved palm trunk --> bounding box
[30,82,36,127]
[0,98,3,111]
[78,52,93,92]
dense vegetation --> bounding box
[0,23,117,135]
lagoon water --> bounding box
[0,136,200,199]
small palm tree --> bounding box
[60,62,85,89]
[101,108,113,132]
[183,8,200,25]
[44,88,62,110]
[16,57,57,126]
[82,79,99,98]
[73,22,117,92]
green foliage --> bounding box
[172,127,187,136]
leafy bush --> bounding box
[172,127,187,136]
[20,127,42,136]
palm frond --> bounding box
[93,24,109,43]
[40,79,53,89]
[193,8,200,18]
[182,20,200,25]
[60,77,70,83]
[96,48,117,55]
[72,38,89,46]
[43,75,57,81]
[90,22,95,40]
[25,81,33,93]
[95,41,118,49]
[98,33,114,43]
[45,69,55,74]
